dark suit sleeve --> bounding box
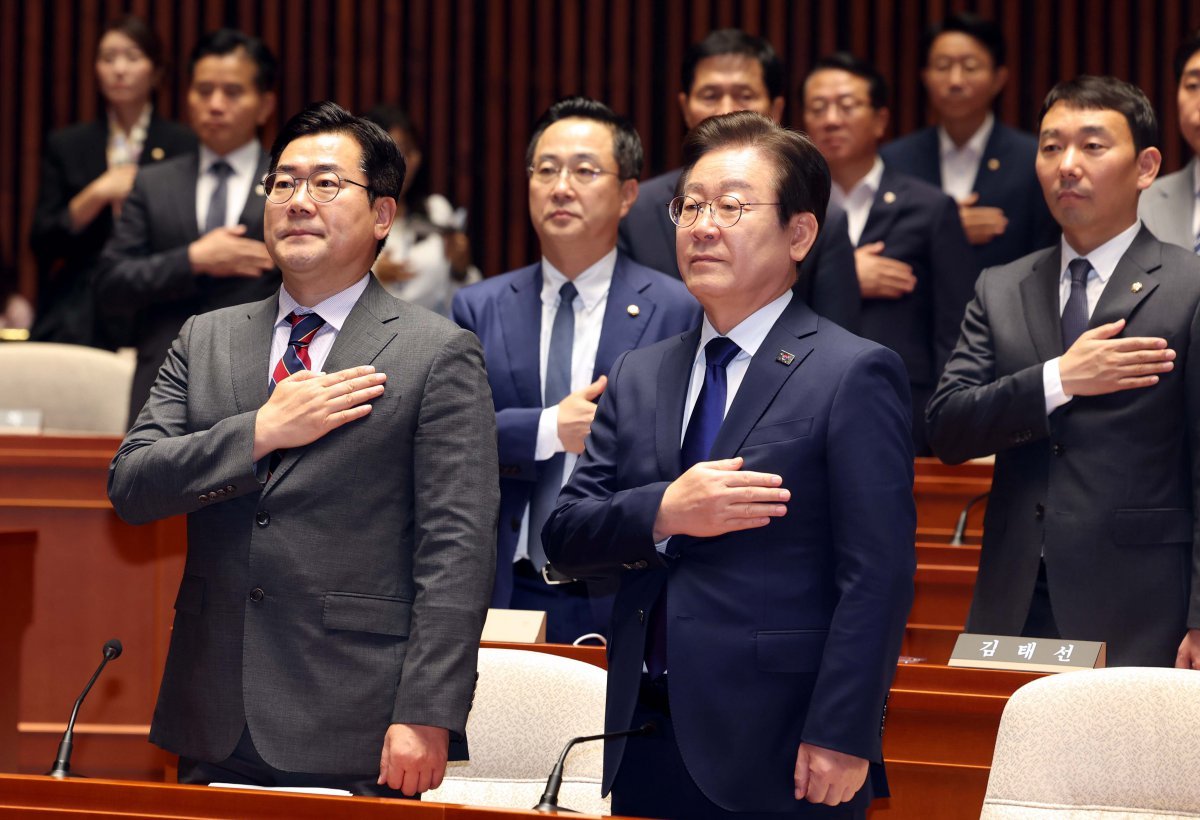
[107,316,264,525]
[801,207,861,333]
[392,328,499,732]
[1186,300,1200,631]
[801,345,915,763]
[96,171,198,311]
[544,351,670,576]
[929,193,980,378]
[926,271,1050,464]
[450,289,543,479]
[30,132,79,259]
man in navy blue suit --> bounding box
[803,53,977,453]
[880,13,1057,270]
[618,29,861,333]
[452,97,699,644]
[545,111,914,818]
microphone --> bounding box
[47,639,122,779]
[533,722,655,813]
[950,492,990,546]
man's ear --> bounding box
[1135,146,1162,191]
[374,196,398,239]
[618,178,639,219]
[788,212,819,263]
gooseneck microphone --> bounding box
[950,492,990,546]
[47,638,122,779]
[533,722,655,813]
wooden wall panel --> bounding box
[3,0,1198,306]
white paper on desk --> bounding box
[208,782,352,796]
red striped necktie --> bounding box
[269,311,326,394]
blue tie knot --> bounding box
[704,336,740,369]
[1068,258,1091,286]
[287,311,326,347]
[209,159,233,178]
[559,281,578,306]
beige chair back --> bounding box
[0,343,132,435]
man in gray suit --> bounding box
[1139,31,1200,251]
[928,77,1200,668]
[108,102,499,795]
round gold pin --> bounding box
[987,158,1001,171]
[1131,282,1143,293]
[627,304,640,317]
[150,147,165,160]
[883,191,897,204]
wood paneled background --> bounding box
[4,0,1199,305]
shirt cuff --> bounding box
[535,405,564,461]
[654,537,671,555]
[1043,357,1072,415]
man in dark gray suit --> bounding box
[928,76,1200,669]
[1139,30,1200,251]
[108,101,498,795]
[98,29,280,427]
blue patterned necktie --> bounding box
[269,311,326,395]
[527,281,578,570]
[1061,258,1090,351]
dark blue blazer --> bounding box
[618,168,862,332]
[451,253,700,607]
[544,295,915,813]
[880,123,1058,271]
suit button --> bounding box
[637,609,645,624]
[1035,503,1045,521]
[1053,444,1065,456]
[510,517,521,533]
[198,495,208,503]
[634,560,648,569]
[226,485,236,492]
[256,510,270,527]
[249,588,264,602]
[215,489,226,497]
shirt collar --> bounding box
[831,155,885,203]
[540,247,617,312]
[695,289,793,364]
[1192,159,1200,198]
[199,139,261,180]
[937,113,994,161]
[1059,220,1142,285]
[275,273,371,331]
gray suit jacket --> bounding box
[108,275,499,772]
[1140,157,1196,250]
[927,228,1200,666]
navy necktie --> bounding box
[646,335,741,679]
[527,281,578,570]
[204,160,233,235]
[1061,258,1091,351]
[269,311,326,395]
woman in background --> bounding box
[364,104,480,316]
[30,15,194,347]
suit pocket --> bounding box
[742,416,814,448]
[755,628,828,673]
[173,574,205,615]
[322,591,413,636]
[1112,508,1192,545]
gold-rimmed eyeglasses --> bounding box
[527,161,621,186]
[262,171,371,204]
[668,195,779,228]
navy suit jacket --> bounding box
[880,123,1058,270]
[618,168,862,332]
[544,295,915,812]
[451,253,700,607]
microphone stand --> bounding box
[534,723,655,813]
[48,640,122,779]
[950,492,990,546]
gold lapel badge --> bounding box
[1131,282,1144,293]
[627,304,640,317]
[776,350,795,365]
[150,147,165,161]
[987,158,1001,171]
[883,191,897,204]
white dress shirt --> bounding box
[268,273,371,379]
[829,156,885,246]
[514,249,616,561]
[1042,220,1142,413]
[938,113,994,203]
[1191,162,1200,245]
[196,140,262,234]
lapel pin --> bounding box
[883,191,897,204]
[1131,281,1143,293]
[987,158,1001,171]
[255,183,266,197]
[776,350,795,365]
[626,304,640,317]
[150,146,165,161]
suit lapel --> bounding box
[594,255,655,378]
[709,297,817,459]
[654,169,682,260]
[655,327,700,480]
[173,154,200,241]
[229,294,279,415]
[1018,246,1065,361]
[1090,227,1162,328]
[498,265,544,406]
[858,166,904,247]
[237,148,270,236]
[912,128,942,187]
[973,124,1012,202]
[80,121,108,185]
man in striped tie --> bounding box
[109,102,498,798]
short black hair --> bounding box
[922,13,1006,67]
[678,111,830,232]
[1174,30,1200,82]
[188,29,277,92]
[682,28,784,100]
[808,53,889,110]
[268,101,404,257]
[101,15,165,70]
[1039,75,1158,154]
[525,96,643,180]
